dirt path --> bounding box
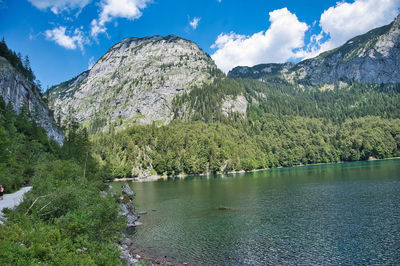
[0,186,32,224]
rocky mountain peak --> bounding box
[120,35,184,44]
[108,35,191,56]
[48,35,220,133]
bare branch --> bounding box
[25,194,54,215]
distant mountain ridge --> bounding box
[229,14,400,85]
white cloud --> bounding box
[91,0,152,37]
[45,26,87,51]
[211,0,400,72]
[88,56,95,69]
[300,0,400,58]
[211,8,308,72]
[37,0,153,51]
[28,0,91,14]
[320,0,399,47]
[189,17,201,30]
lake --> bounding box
[127,159,400,265]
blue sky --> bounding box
[0,0,399,90]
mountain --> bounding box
[229,14,400,85]
[44,19,400,179]
[0,56,64,144]
[48,35,223,132]
[48,16,400,135]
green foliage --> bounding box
[0,213,121,265]
[0,94,124,264]
[92,115,400,177]
[0,97,59,191]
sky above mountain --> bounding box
[0,0,399,89]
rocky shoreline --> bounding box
[113,157,400,183]
[117,183,185,265]
[113,169,255,183]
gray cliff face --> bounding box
[221,95,248,117]
[229,15,400,85]
[0,56,64,144]
[48,35,219,131]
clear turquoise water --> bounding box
[128,159,400,265]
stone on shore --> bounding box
[121,183,134,199]
[134,221,143,227]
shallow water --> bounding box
[126,159,400,265]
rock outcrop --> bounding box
[229,14,400,85]
[221,94,248,117]
[48,35,220,132]
[0,56,64,144]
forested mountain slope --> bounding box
[93,77,400,178]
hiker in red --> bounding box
[0,185,4,200]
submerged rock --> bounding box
[217,206,237,211]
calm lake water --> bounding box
[127,159,400,265]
